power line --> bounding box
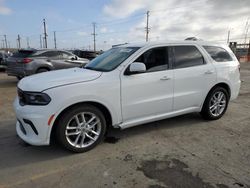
[98,14,145,26]
[150,0,206,13]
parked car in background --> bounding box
[72,50,101,60]
[6,49,89,79]
[0,51,9,70]
[14,41,240,152]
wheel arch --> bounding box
[36,66,51,73]
[201,82,231,111]
[50,101,113,143]
[210,82,231,98]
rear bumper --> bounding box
[6,67,34,77]
[6,67,25,77]
[230,80,241,100]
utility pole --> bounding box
[17,34,21,49]
[26,37,30,48]
[39,35,42,48]
[1,40,4,49]
[53,31,57,49]
[145,11,150,42]
[4,35,7,49]
[43,18,48,48]
[92,22,97,52]
[227,30,230,44]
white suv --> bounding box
[14,41,241,152]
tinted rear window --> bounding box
[203,46,233,62]
[12,50,36,58]
[173,46,204,69]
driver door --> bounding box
[121,46,174,124]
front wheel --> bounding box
[200,87,229,120]
[56,105,106,152]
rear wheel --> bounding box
[16,76,23,80]
[201,87,229,120]
[37,68,49,73]
[56,105,106,152]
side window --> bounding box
[42,51,61,58]
[203,46,233,62]
[134,47,169,72]
[59,51,72,59]
[173,46,204,69]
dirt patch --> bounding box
[137,158,222,188]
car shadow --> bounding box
[0,113,205,170]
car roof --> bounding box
[120,40,227,48]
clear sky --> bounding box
[0,0,249,50]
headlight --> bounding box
[18,89,51,106]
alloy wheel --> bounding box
[209,91,226,117]
[65,112,101,148]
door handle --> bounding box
[160,76,171,80]
[204,70,214,75]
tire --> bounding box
[36,68,49,73]
[200,87,229,120]
[16,76,23,80]
[56,105,107,153]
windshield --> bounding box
[85,47,139,72]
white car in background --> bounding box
[14,41,241,152]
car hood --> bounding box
[18,68,102,92]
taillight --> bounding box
[23,58,33,64]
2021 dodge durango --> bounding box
[14,41,241,152]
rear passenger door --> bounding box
[42,51,64,69]
[172,45,216,111]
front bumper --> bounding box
[14,97,52,145]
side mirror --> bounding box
[127,62,146,75]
